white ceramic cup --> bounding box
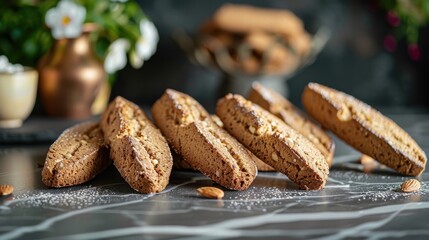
[0,68,38,128]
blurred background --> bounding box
[117,0,429,112]
[1,0,429,122]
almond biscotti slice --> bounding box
[302,82,427,176]
[42,122,110,188]
[248,83,335,167]
[212,114,275,172]
[217,94,329,190]
[101,96,173,193]
[151,89,257,190]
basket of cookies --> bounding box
[177,4,330,96]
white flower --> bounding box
[45,0,86,39]
[136,19,159,62]
[104,39,130,74]
[0,55,24,73]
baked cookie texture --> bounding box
[101,96,173,193]
[248,83,335,167]
[302,82,427,176]
[151,89,257,190]
[42,122,110,188]
[212,114,275,172]
[217,94,329,190]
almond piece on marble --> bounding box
[197,186,224,199]
[0,184,14,196]
[401,179,421,193]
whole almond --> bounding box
[197,187,224,199]
[401,179,421,193]
[0,184,14,196]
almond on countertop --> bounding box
[197,187,224,199]
[0,184,14,196]
[401,179,421,193]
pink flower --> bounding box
[387,11,400,27]
[383,35,397,52]
[408,44,421,61]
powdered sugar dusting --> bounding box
[5,184,143,210]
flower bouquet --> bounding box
[0,0,159,118]
[0,0,158,82]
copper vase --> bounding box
[38,24,107,119]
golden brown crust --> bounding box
[101,96,173,193]
[248,83,335,167]
[42,122,110,188]
[217,94,329,190]
[151,89,257,190]
[302,82,427,176]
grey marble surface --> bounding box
[0,114,429,240]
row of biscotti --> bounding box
[160,88,332,190]
[41,82,427,193]
[41,97,174,193]
[41,87,330,192]
[248,82,426,177]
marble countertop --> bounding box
[1,114,429,240]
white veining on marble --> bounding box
[1,149,428,240]
[0,179,198,240]
[0,199,149,240]
[31,202,429,240]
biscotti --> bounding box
[302,82,427,176]
[212,114,275,172]
[42,122,110,188]
[217,94,329,190]
[248,83,335,167]
[101,96,173,193]
[151,89,257,190]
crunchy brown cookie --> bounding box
[217,94,329,190]
[302,82,427,176]
[151,89,257,190]
[252,155,276,172]
[171,150,194,170]
[213,113,275,172]
[42,122,110,188]
[248,83,335,167]
[101,96,173,193]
